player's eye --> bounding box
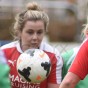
[37,30,44,35]
[37,31,43,34]
[28,31,34,35]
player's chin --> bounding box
[29,46,39,49]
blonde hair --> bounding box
[81,17,88,39]
[12,2,49,40]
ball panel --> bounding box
[17,49,51,83]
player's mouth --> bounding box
[31,43,39,48]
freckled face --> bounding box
[20,20,45,51]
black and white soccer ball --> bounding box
[17,49,51,83]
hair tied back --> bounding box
[26,2,42,11]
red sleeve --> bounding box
[68,39,88,79]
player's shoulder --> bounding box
[40,42,60,55]
[40,42,63,63]
[1,41,18,49]
[41,42,63,67]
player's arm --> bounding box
[48,83,60,88]
[59,72,80,88]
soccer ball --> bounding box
[16,49,51,83]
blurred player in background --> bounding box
[0,49,11,88]
[0,2,63,88]
[60,17,88,88]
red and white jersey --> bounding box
[69,39,88,80]
[1,41,63,88]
